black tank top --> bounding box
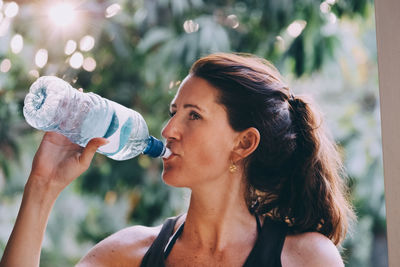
[140,215,288,267]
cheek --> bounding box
[162,123,235,186]
[187,132,232,171]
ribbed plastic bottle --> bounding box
[23,76,171,160]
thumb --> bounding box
[79,138,109,167]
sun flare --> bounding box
[48,3,77,28]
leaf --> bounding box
[137,28,175,53]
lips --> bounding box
[163,151,178,161]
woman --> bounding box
[0,53,354,267]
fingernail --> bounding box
[96,139,109,147]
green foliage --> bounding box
[0,0,383,265]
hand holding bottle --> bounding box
[28,131,108,195]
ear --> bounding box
[231,127,260,162]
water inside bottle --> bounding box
[94,100,135,155]
[93,99,149,160]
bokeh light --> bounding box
[287,20,307,38]
[35,49,48,68]
[329,13,337,24]
[83,57,96,72]
[69,52,83,69]
[320,2,331,14]
[48,3,76,27]
[183,20,199,33]
[0,59,11,73]
[79,35,95,52]
[64,40,77,55]
[105,3,121,18]
[10,34,23,54]
[226,14,239,29]
[28,70,40,79]
[4,2,19,18]
[0,16,10,37]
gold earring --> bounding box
[229,162,237,173]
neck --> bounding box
[182,174,257,252]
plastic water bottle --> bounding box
[23,76,171,160]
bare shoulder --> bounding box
[281,232,344,267]
[76,224,162,267]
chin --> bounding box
[161,169,187,188]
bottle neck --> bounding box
[143,136,166,158]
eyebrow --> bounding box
[170,103,204,112]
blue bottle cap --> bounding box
[143,136,165,158]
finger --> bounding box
[78,88,83,92]
[79,138,109,167]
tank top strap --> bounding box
[243,216,288,267]
[139,215,182,267]
[164,220,185,258]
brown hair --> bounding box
[190,53,355,245]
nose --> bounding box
[161,116,180,141]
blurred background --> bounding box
[0,0,385,266]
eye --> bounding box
[189,111,201,120]
[169,110,176,117]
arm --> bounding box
[76,225,161,267]
[0,132,108,267]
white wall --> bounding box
[375,1,400,266]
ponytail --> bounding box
[253,96,354,245]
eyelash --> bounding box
[189,111,201,120]
[168,111,201,120]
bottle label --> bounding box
[98,100,134,155]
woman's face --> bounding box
[161,75,239,188]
